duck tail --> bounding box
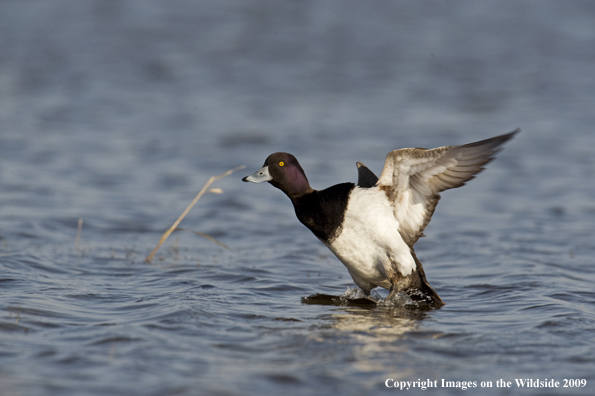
[399,248,445,307]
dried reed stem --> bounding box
[145,165,245,263]
[175,228,231,251]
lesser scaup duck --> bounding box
[243,130,519,307]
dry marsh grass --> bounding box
[145,165,245,263]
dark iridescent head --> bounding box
[242,152,312,200]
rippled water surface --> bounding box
[2,1,595,395]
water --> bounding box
[1,1,595,395]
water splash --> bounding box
[341,287,432,309]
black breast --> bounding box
[292,183,355,243]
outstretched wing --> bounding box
[356,161,378,187]
[376,129,519,247]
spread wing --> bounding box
[376,129,519,247]
[356,161,378,187]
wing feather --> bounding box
[377,129,519,247]
[356,162,379,187]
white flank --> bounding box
[325,187,416,290]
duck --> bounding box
[242,129,519,307]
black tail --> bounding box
[397,248,444,307]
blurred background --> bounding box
[1,1,594,395]
[1,1,594,226]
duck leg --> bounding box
[386,284,400,302]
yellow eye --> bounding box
[279,161,285,167]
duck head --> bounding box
[242,152,313,200]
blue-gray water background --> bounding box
[1,1,595,395]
